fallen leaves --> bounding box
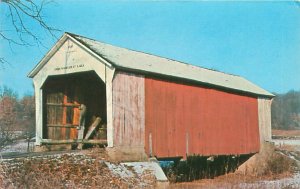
[0,150,156,189]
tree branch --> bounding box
[0,57,10,69]
[1,0,60,49]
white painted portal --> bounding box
[32,38,115,146]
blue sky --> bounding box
[0,1,300,97]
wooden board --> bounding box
[41,139,107,144]
[77,126,85,140]
[85,117,101,139]
[45,83,80,140]
[112,72,145,147]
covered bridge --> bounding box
[28,32,274,159]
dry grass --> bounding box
[169,171,300,189]
[262,152,296,176]
[238,143,297,177]
[169,148,299,189]
[276,144,299,152]
[168,142,300,188]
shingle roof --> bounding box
[29,32,274,98]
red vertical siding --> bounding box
[145,78,260,158]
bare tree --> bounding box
[0,86,18,148]
[0,86,36,149]
[0,0,59,65]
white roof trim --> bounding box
[28,34,67,78]
[66,33,112,68]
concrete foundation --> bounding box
[236,141,275,175]
[106,146,148,162]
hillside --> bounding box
[272,90,300,130]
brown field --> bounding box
[272,129,300,137]
[169,172,297,189]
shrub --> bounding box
[264,152,296,175]
[162,154,252,182]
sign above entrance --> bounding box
[54,64,85,71]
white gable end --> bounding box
[33,38,109,88]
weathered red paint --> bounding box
[113,72,145,147]
[145,78,260,159]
